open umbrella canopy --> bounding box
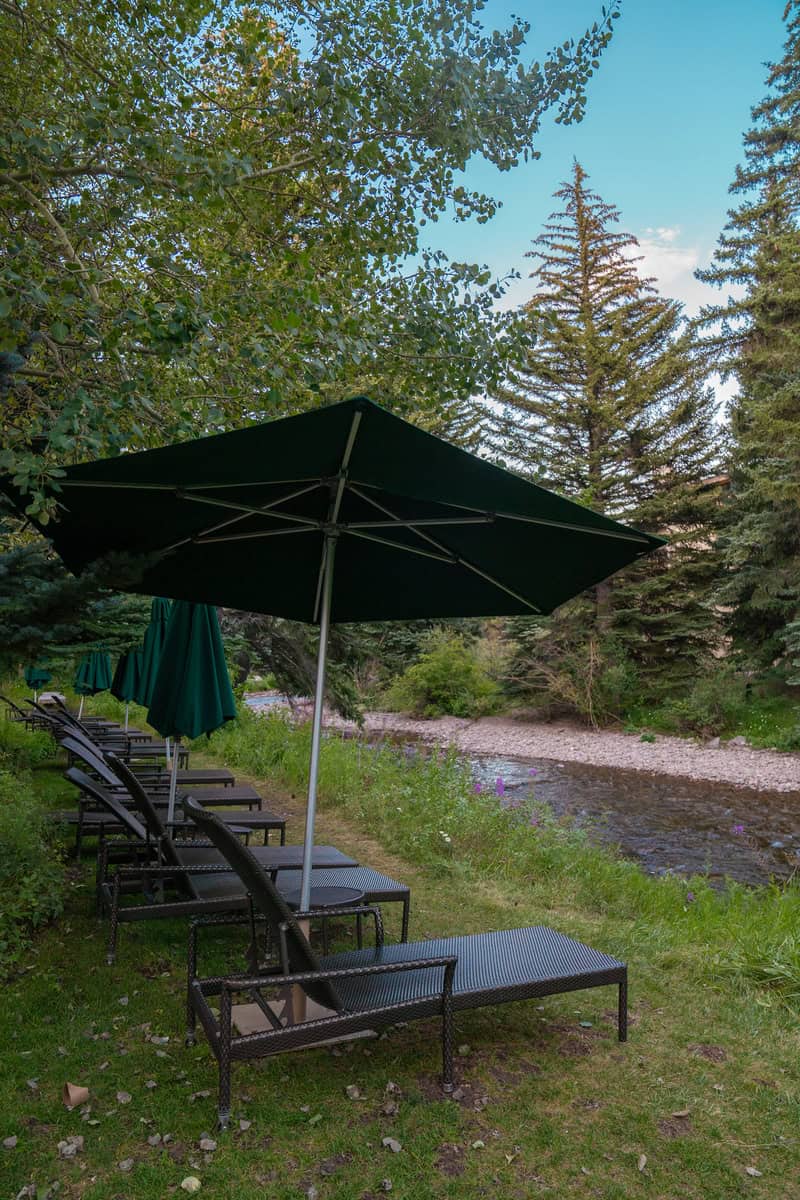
[135,597,171,708]
[73,650,112,696]
[110,648,143,704]
[7,397,663,622]
[147,601,236,742]
[3,396,665,906]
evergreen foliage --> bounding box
[697,3,800,673]
[490,163,721,704]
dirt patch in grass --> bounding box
[435,1141,466,1176]
[658,1116,694,1138]
[688,1043,727,1063]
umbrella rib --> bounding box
[195,526,318,545]
[343,516,494,530]
[181,491,320,528]
[313,409,363,622]
[342,528,457,564]
[346,483,541,613]
[349,480,652,545]
[159,482,325,553]
[59,476,321,492]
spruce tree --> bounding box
[696,3,800,672]
[490,162,721,706]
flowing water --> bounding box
[245,697,800,885]
[469,753,800,886]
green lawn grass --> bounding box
[1,703,800,1199]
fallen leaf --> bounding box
[381,1100,399,1117]
[26,1079,38,1092]
[471,1140,485,1150]
[671,1109,691,1118]
[579,1021,593,1028]
[308,1114,322,1126]
[150,1036,170,1045]
[637,1154,647,1172]
[382,1137,402,1153]
[345,1085,361,1100]
[189,1090,211,1101]
[118,1158,134,1172]
[3,1136,18,1150]
[238,1120,251,1132]
[198,1138,217,1152]
[181,1176,202,1193]
[745,1167,763,1178]
[116,1091,132,1105]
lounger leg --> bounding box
[279,824,285,845]
[96,838,108,916]
[107,874,120,966]
[401,897,409,943]
[186,925,198,1047]
[441,962,455,1093]
[218,987,232,1131]
[618,974,628,1042]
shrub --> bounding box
[0,713,53,771]
[382,632,499,718]
[654,666,750,736]
[0,766,64,974]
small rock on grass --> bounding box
[238,1120,251,1132]
[345,1085,361,1100]
[116,1091,132,1104]
[381,1138,402,1153]
[118,1158,134,1173]
[198,1137,217,1152]
[3,1136,18,1149]
[745,1167,763,1178]
[58,1136,84,1159]
[181,1176,202,1193]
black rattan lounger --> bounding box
[184,798,628,1129]
[66,764,409,962]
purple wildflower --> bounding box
[495,777,505,797]
[529,813,539,827]
[686,891,695,903]
[473,781,482,795]
[528,767,537,776]
[732,824,744,835]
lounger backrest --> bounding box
[103,753,186,872]
[184,797,342,1011]
[64,766,149,842]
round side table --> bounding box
[282,885,366,953]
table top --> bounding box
[263,845,358,871]
[283,885,365,910]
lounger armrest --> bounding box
[283,904,384,949]
[221,953,459,993]
[115,862,234,878]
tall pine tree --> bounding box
[697,3,800,674]
[490,163,721,709]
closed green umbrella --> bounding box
[110,648,143,731]
[135,598,171,709]
[2,396,664,907]
[73,649,113,717]
[147,600,236,823]
[24,662,52,701]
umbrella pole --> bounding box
[299,535,336,911]
[124,702,129,733]
[166,740,180,828]
[78,695,84,719]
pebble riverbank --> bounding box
[316,710,800,794]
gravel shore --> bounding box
[318,709,800,794]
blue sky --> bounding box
[432,0,787,318]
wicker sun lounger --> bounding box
[65,765,409,964]
[184,797,628,1129]
[58,735,285,853]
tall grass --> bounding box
[204,708,800,1000]
[0,713,64,974]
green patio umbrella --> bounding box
[73,649,113,717]
[110,648,143,731]
[134,597,171,708]
[2,396,664,907]
[24,662,52,701]
[146,600,237,824]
